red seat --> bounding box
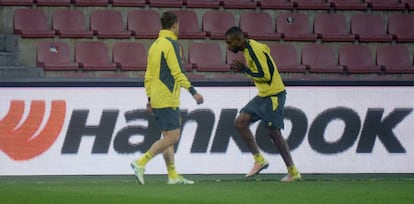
[189,42,230,72]
[268,43,306,73]
[52,9,94,38]
[301,44,343,73]
[171,10,206,39]
[112,0,146,6]
[240,11,281,41]
[276,12,317,41]
[0,0,33,5]
[314,13,355,42]
[338,44,381,74]
[148,0,183,7]
[37,41,79,71]
[366,0,405,11]
[293,0,331,10]
[113,42,147,71]
[13,9,55,38]
[222,0,257,9]
[258,0,294,9]
[73,0,109,6]
[351,13,392,42]
[328,0,368,10]
[376,44,414,74]
[127,10,160,39]
[37,0,71,6]
[186,0,220,8]
[90,10,132,39]
[388,14,414,42]
[75,41,117,71]
[179,43,193,72]
[202,11,235,40]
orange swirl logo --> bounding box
[0,100,66,160]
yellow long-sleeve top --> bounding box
[144,30,196,108]
[242,39,285,97]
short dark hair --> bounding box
[225,26,244,37]
[161,12,178,29]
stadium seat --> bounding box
[171,10,206,39]
[338,44,381,74]
[292,0,331,10]
[328,0,368,10]
[112,42,147,71]
[148,0,183,8]
[202,11,236,40]
[36,41,79,71]
[258,0,294,9]
[376,44,414,74]
[351,13,392,42]
[301,44,343,73]
[239,11,281,41]
[222,0,257,9]
[127,10,160,39]
[73,0,109,6]
[0,0,33,5]
[37,0,71,6]
[52,9,94,38]
[388,14,414,42]
[267,43,306,73]
[314,13,355,42]
[90,10,132,39]
[186,0,220,8]
[112,0,146,6]
[276,12,317,41]
[13,9,55,38]
[366,0,405,11]
[402,0,414,10]
[179,43,193,72]
[189,42,230,72]
[75,41,117,71]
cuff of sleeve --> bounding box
[189,86,197,95]
[240,66,249,73]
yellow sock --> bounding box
[167,163,178,179]
[253,153,266,164]
[137,152,153,166]
[287,165,299,176]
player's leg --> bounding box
[131,108,181,185]
[162,143,194,185]
[268,128,301,181]
[235,112,269,177]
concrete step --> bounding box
[0,66,44,78]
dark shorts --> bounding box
[240,90,286,129]
[152,108,181,131]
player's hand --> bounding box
[230,59,245,73]
[192,93,204,105]
[146,102,153,114]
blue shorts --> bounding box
[240,90,286,129]
[152,108,181,131]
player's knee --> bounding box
[234,117,248,130]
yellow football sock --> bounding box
[253,153,266,164]
[137,152,153,166]
[167,163,179,179]
[287,165,299,176]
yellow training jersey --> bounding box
[242,40,285,97]
[144,30,194,108]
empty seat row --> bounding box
[13,9,414,42]
[2,0,414,11]
[36,41,414,74]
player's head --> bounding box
[161,12,179,36]
[225,26,246,54]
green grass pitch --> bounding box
[1,174,413,204]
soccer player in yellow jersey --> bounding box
[131,12,204,185]
[224,26,301,182]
